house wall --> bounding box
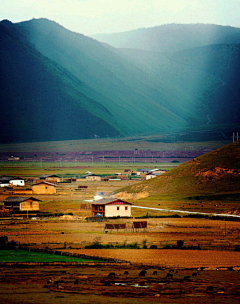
[10,179,25,186]
[146,175,157,180]
[32,184,56,194]
[105,204,131,217]
[20,201,39,211]
[0,183,10,187]
[45,177,60,183]
[85,176,101,181]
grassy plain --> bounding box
[0,136,225,153]
[0,161,177,177]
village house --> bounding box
[32,181,56,194]
[145,169,167,180]
[39,174,61,183]
[84,173,101,181]
[3,197,41,212]
[136,169,152,176]
[0,176,25,187]
[91,198,132,217]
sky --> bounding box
[1,0,240,36]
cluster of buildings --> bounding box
[0,168,167,218]
[82,168,167,181]
[0,175,59,216]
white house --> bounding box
[145,170,167,180]
[0,176,25,187]
[10,177,25,186]
[91,198,132,217]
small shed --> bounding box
[32,181,56,194]
[3,197,41,212]
[91,198,132,217]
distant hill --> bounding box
[116,141,240,200]
[0,21,120,143]
[1,19,240,143]
[92,24,240,52]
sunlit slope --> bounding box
[11,18,190,134]
[92,24,240,52]
[0,22,120,143]
[118,43,240,127]
[117,141,240,199]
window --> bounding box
[125,207,128,210]
[117,206,119,210]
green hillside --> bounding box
[116,141,240,200]
[0,21,120,143]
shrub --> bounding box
[149,245,158,249]
[177,240,184,248]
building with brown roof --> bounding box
[3,197,41,212]
[32,181,56,194]
[91,198,132,217]
[39,174,60,183]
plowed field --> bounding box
[67,249,240,269]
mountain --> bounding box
[116,141,240,200]
[118,43,240,128]
[92,24,240,52]
[0,21,120,143]
[10,18,191,135]
[1,19,240,143]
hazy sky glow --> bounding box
[1,0,240,35]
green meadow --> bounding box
[0,250,100,263]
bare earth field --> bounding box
[1,261,240,304]
[1,218,240,303]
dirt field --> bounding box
[1,214,240,303]
[1,263,240,304]
[1,217,240,260]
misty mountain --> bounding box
[92,24,240,52]
[10,18,190,135]
[0,21,120,143]
[1,19,240,143]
